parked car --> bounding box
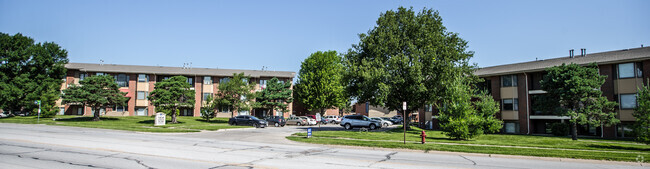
[340,115,382,130]
[324,115,341,124]
[320,118,329,125]
[302,116,318,125]
[390,117,403,124]
[0,112,7,118]
[228,115,267,128]
[371,117,393,127]
[286,116,307,126]
[264,116,286,127]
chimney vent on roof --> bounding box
[569,49,574,58]
[580,48,586,57]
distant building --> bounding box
[419,47,650,138]
[58,63,295,118]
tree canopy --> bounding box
[634,84,650,144]
[255,77,293,117]
[0,33,68,115]
[344,7,473,125]
[438,77,502,140]
[539,63,619,140]
[212,73,256,118]
[61,75,128,121]
[148,76,195,123]
[296,51,348,115]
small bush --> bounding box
[550,123,569,136]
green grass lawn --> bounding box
[287,126,650,162]
[0,115,250,132]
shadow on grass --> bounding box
[194,119,229,123]
[587,144,650,151]
[55,117,120,122]
[137,120,185,124]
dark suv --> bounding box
[340,115,382,130]
[264,116,286,127]
[229,115,267,128]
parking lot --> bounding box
[177,122,400,145]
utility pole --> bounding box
[403,102,406,144]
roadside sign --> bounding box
[402,102,406,110]
[155,113,166,126]
[307,128,312,138]
[315,113,321,121]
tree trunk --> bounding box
[320,108,325,116]
[93,108,100,121]
[171,108,178,123]
[571,121,578,140]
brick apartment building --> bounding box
[57,63,295,118]
[418,46,650,138]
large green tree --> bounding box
[344,7,473,126]
[634,84,650,144]
[255,77,293,117]
[0,33,68,115]
[438,77,502,140]
[296,51,348,116]
[148,76,195,123]
[212,73,256,118]
[61,75,129,121]
[539,63,619,140]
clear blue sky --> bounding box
[1,0,648,75]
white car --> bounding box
[371,117,393,127]
[301,116,318,125]
[324,115,341,124]
[0,112,7,118]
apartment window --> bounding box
[186,77,194,86]
[242,78,249,84]
[135,107,148,116]
[260,79,267,89]
[617,123,635,138]
[59,107,65,115]
[502,98,518,111]
[79,73,88,81]
[220,78,230,84]
[219,106,231,113]
[501,75,517,87]
[137,91,148,100]
[504,122,519,133]
[618,62,643,79]
[96,72,105,76]
[203,93,212,101]
[114,74,129,87]
[619,94,637,109]
[115,104,127,112]
[204,76,212,85]
[425,104,433,112]
[138,74,148,82]
[636,62,643,78]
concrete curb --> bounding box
[286,137,649,167]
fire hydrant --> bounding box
[420,130,426,144]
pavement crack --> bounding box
[121,156,156,169]
[368,152,398,167]
[459,155,477,165]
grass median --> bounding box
[0,115,250,132]
[287,126,650,162]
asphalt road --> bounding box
[0,123,646,169]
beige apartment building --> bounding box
[58,63,295,118]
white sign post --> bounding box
[402,101,406,144]
[155,113,166,126]
[316,113,322,128]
